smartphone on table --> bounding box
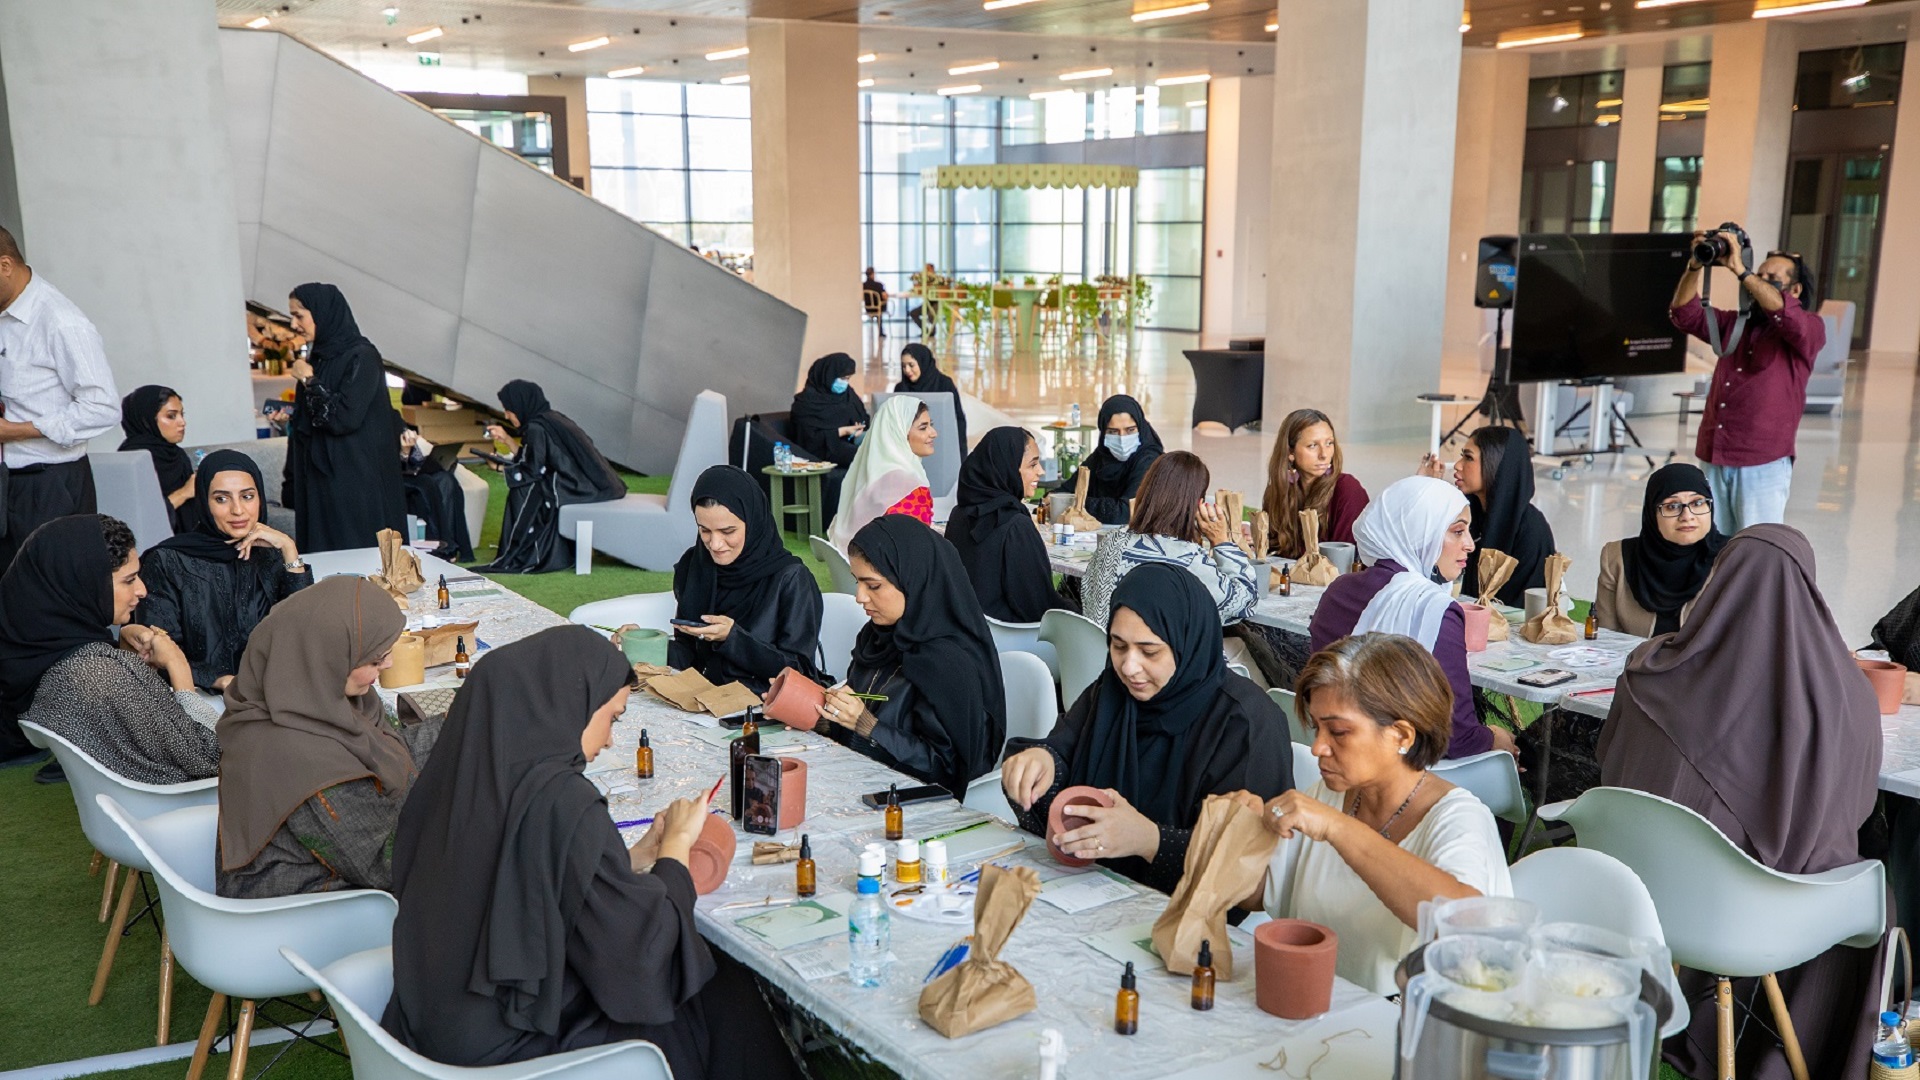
[860,784,950,808]
[741,755,782,836]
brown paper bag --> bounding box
[647,669,718,711]
[369,528,424,605]
[696,681,762,718]
[1215,489,1244,531]
[1151,796,1281,980]
[1475,548,1520,642]
[1250,510,1271,560]
[919,865,1042,1038]
[1060,469,1103,533]
[413,622,479,667]
[630,662,673,687]
[1289,511,1340,586]
[1521,553,1581,645]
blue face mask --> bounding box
[1104,432,1141,460]
[831,378,851,395]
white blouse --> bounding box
[1262,780,1512,996]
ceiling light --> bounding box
[949,61,1001,74]
[607,65,647,78]
[1753,0,1867,15]
[1460,1,1470,31]
[858,52,877,63]
[1132,1,1210,21]
[1635,0,1710,6]
[983,0,1044,9]
[1461,19,1471,31]
[246,15,271,28]
[568,36,610,52]
[1264,13,1278,30]
[1059,67,1113,81]
[1594,98,1623,107]
[405,25,443,43]
[858,77,875,87]
[1028,88,1079,99]
[706,46,749,60]
[1595,113,1621,124]
[1496,21,1583,48]
[382,6,399,18]
[1187,100,1207,108]
[938,83,983,95]
[1659,98,1710,111]
[1156,73,1210,86]
[720,73,751,84]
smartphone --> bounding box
[670,618,707,629]
[860,784,950,809]
[1516,668,1577,688]
[741,755,781,836]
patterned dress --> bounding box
[24,642,220,785]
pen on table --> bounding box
[927,819,993,843]
[827,682,889,703]
[1568,687,1616,698]
[715,896,798,912]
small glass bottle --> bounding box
[1278,565,1292,597]
[1114,962,1139,1035]
[795,834,816,898]
[1584,609,1599,640]
[436,574,450,610]
[1191,939,1216,1011]
[884,783,904,841]
[634,729,653,779]
[895,838,922,885]
[730,711,761,820]
[454,636,470,679]
[923,839,948,887]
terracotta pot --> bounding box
[1859,658,1908,716]
[1254,919,1339,1020]
[1045,785,1114,867]
[761,668,825,730]
[778,757,808,831]
[378,634,426,689]
[685,814,738,895]
[1458,602,1491,653]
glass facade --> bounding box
[1522,71,1621,233]
[1795,44,1904,111]
[1652,63,1709,233]
[1525,71,1625,129]
[585,80,754,254]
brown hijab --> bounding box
[216,576,412,870]
[1598,523,1881,875]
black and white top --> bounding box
[23,642,220,785]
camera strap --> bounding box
[1699,275,1752,359]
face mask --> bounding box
[1104,432,1141,460]
[831,378,851,395]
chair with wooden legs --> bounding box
[98,798,396,1080]
[20,721,217,1045]
[1539,788,1886,1080]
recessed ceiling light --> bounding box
[246,15,271,28]
[983,0,1044,9]
[1059,67,1113,81]
[568,36,610,52]
[1155,73,1210,85]
[1264,12,1278,30]
[1634,0,1709,7]
[706,46,750,61]
[938,83,982,95]
[1187,100,1207,108]
[1029,88,1078,99]
[858,52,878,63]
[1495,20,1583,47]
[949,60,1001,74]
[1752,0,1867,14]
[719,73,751,84]
[858,77,876,87]
[405,26,443,43]
[608,65,647,78]
[1131,1,1210,21]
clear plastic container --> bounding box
[1420,895,1540,944]
[849,877,890,988]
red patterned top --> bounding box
[884,486,934,525]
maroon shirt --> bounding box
[1323,472,1369,549]
[1670,300,1823,468]
[1308,560,1492,758]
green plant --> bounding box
[1023,275,1037,286]
[1066,282,1102,329]
[1130,274,1154,324]
[960,282,992,343]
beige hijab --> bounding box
[216,576,411,870]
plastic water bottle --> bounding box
[848,875,890,988]
[1068,402,1081,428]
[193,449,207,467]
[774,442,791,470]
[1876,1010,1914,1068]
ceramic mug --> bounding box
[619,627,670,667]
[1458,602,1492,653]
[1254,919,1339,1020]
[1523,587,1551,622]
[1318,542,1356,574]
[1047,492,1074,521]
[1858,658,1908,716]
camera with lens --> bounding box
[1691,222,1753,270]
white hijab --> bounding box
[1350,476,1470,649]
[830,395,932,550]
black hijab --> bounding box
[290,283,371,366]
[1072,564,1224,823]
[1621,463,1728,635]
[847,515,1007,792]
[790,353,868,432]
[0,515,116,721]
[1461,426,1553,606]
[389,626,637,1038]
[948,428,1059,623]
[497,380,624,500]
[896,344,966,448]
[156,450,266,563]
[117,385,193,498]
[673,465,803,622]
[1082,394,1163,491]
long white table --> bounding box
[311,547,1398,1080]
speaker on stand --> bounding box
[1441,236,1528,447]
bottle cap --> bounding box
[897,838,919,861]
[1887,1011,1905,1026]
[865,842,886,859]
[639,729,650,747]
[887,783,899,806]
[857,876,879,895]
[923,839,947,866]
[439,574,447,586]
[859,851,885,878]
[1121,961,1136,990]
[457,636,466,650]
[799,834,812,859]
[1197,940,1212,967]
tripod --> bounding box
[1441,305,1527,447]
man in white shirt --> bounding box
[0,225,120,768]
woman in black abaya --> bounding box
[948,427,1068,623]
[1000,564,1294,892]
[1062,395,1164,525]
[1447,426,1555,608]
[479,380,624,575]
[118,385,199,534]
[789,353,868,468]
[382,626,800,1080]
[895,343,967,450]
[285,283,407,553]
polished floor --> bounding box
[859,320,1919,645]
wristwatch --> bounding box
[1737,270,1753,283]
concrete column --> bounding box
[748,21,861,369]
[1442,49,1528,369]
[1611,64,1666,233]
[1265,0,1464,439]
[1698,21,1799,251]
[1868,19,1920,353]
[527,75,592,194]
[1201,75,1273,346]
[0,0,255,443]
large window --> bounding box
[1522,71,1621,233]
[1653,156,1702,233]
[1795,44,1904,111]
[586,80,753,254]
[1526,71,1624,129]
[1650,63,1709,233]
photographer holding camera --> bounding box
[1670,226,1822,534]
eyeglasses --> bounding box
[1655,497,1713,519]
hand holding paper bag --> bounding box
[919,865,1042,1038]
[1151,795,1281,980]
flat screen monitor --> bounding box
[1508,233,1692,383]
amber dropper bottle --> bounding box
[1191,939,1216,1011]
[795,834,816,898]
[1115,962,1139,1035]
[884,783,904,841]
[634,729,653,779]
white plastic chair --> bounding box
[1291,743,1321,790]
[89,451,175,553]
[817,592,864,682]
[1540,787,1887,1080]
[281,947,672,1080]
[560,390,727,573]
[963,770,1017,824]
[809,535,858,595]
[1267,687,1310,746]
[567,593,678,635]
[21,721,217,1045]
[1038,609,1105,708]
[998,651,1057,744]
[1430,750,1528,826]
[1511,846,1690,1039]
[985,615,1059,678]
[98,798,400,1080]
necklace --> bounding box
[1348,773,1427,840]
